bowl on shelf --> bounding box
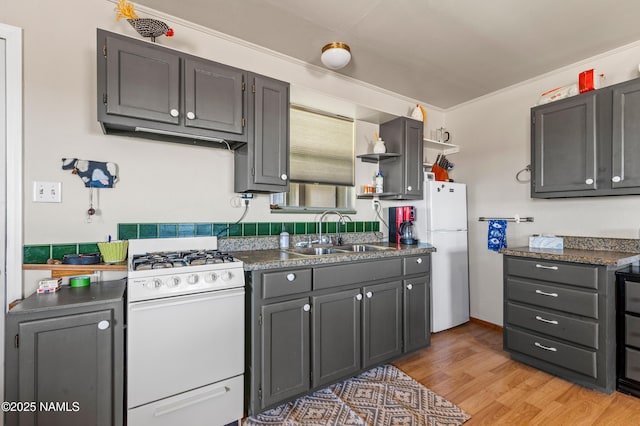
[97,240,128,264]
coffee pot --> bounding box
[399,220,418,245]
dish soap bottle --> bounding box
[279,226,290,249]
[375,171,384,194]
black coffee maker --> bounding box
[389,206,418,245]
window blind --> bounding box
[289,106,354,186]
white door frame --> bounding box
[1,23,23,307]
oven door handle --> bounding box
[153,385,230,417]
[129,288,244,312]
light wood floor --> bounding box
[393,322,640,425]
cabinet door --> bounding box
[184,58,246,136]
[403,277,431,352]
[17,310,114,426]
[362,281,403,367]
[252,74,290,187]
[312,289,361,387]
[104,34,180,124]
[403,118,424,198]
[532,93,598,195]
[612,79,640,189]
[261,298,310,409]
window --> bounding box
[271,105,356,213]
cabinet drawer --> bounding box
[314,258,401,291]
[626,280,640,314]
[506,278,598,319]
[626,314,640,348]
[506,327,597,378]
[403,255,429,276]
[506,302,598,349]
[262,269,312,299]
[506,257,597,289]
[627,348,640,382]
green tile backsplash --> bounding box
[24,220,380,263]
[116,221,380,240]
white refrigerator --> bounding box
[413,178,469,332]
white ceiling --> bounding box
[135,0,640,109]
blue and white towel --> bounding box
[488,220,507,251]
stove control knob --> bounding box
[167,277,181,288]
[221,271,233,281]
[145,279,163,290]
[205,272,218,283]
[187,274,199,285]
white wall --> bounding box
[446,41,640,326]
[0,1,443,254]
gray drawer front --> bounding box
[506,302,598,349]
[506,257,597,289]
[626,314,640,348]
[626,280,640,314]
[626,347,640,382]
[262,269,312,299]
[506,278,598,319]
[403,255,429,276]
[506,327,597,378]
[314,258,401,291]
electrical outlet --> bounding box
[33,181,62,203]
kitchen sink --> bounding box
[284,244,395,256]
[285,247,348,256]
[341,244,395,252]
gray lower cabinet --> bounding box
[312,288,362,387]
[248,255,431,415]
[379,117,424,200]
[503,256,618,393]
[260,297,310,408]
[234,74,290,193]
[98,29,248,147]
[4,280,125,426]
[531,76,640,198]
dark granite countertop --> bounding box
[231,242,436,271]
[500,246,640,267]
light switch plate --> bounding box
[33,181,62,203]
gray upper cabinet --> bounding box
[97,29,248,148]
[532,93,598,195]
[234,73,290,193]
[379,117,424,199]
[612,79,640,189]
[183,58,245,135]
[531,76,640,198]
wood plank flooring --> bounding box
[393,322,640,425]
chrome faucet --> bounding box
[318,210,349,245]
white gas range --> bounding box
[126,237,244,426]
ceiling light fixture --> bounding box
[321,42,351,70]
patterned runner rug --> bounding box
[244,364,471,425]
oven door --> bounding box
[127,287,244,409]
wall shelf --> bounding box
[423,138,459,155]
[356,192,399,199]
[356,153,401,163]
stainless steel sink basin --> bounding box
[285,247,348,256]
[341,244,394,252]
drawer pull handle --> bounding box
[303,304,310,312]
[416,258,423,264]
[535,315,558,325]
[535,264,558,270]
[286,273,296,282]
[535,289,558,297]
[407,284,413,290]
[534,342,557,352]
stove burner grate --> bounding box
[131,250,236,271]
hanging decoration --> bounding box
[61,158,119,222]
[115,0,175,43]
